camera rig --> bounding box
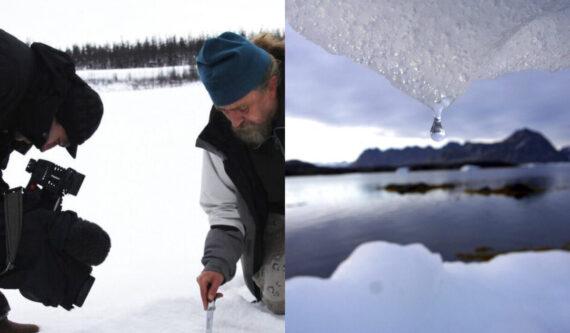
[25,159,85,212]
[1,159,85,275]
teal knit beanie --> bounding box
[197,32,272,106]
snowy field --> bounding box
[2,83,284,332]
[287,241,570,333]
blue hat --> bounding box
[197,32,272,106]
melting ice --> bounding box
[287,0,570,140]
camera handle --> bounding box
[26,182,63,212]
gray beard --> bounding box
[232,120,273,147]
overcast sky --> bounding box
[286,24,570,164]
[1,0,284,48]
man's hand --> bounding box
[196,271,224,310]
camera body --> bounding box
[25,159,85,212]
[26,159,85,197]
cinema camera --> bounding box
[25,159,85,211]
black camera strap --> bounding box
[1,187,23,276]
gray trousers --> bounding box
[252,213,285,315]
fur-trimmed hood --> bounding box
[251,33,284,62]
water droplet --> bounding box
[430,116,446,141]
[429,96,452,142]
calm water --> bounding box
[286,163,570,278]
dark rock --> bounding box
[456,243,570,262]
[384,182,456,194]
[285,159,396,177]
[464,183,543,199]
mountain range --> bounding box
[286,128,569,176]
[353,128,568,168]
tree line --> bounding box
[65,30,283,70]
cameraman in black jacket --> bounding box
[0,30,110,333]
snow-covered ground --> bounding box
[2,83,284,332]
[287,241,570,333]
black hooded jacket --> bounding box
[1,29,81,192]
[0,30,99,310]
[0,29,35,192]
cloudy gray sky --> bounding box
[1,0,283,48]
[286,24,570,163]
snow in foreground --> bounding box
[2,84,284,332]
[287,241,570,333]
